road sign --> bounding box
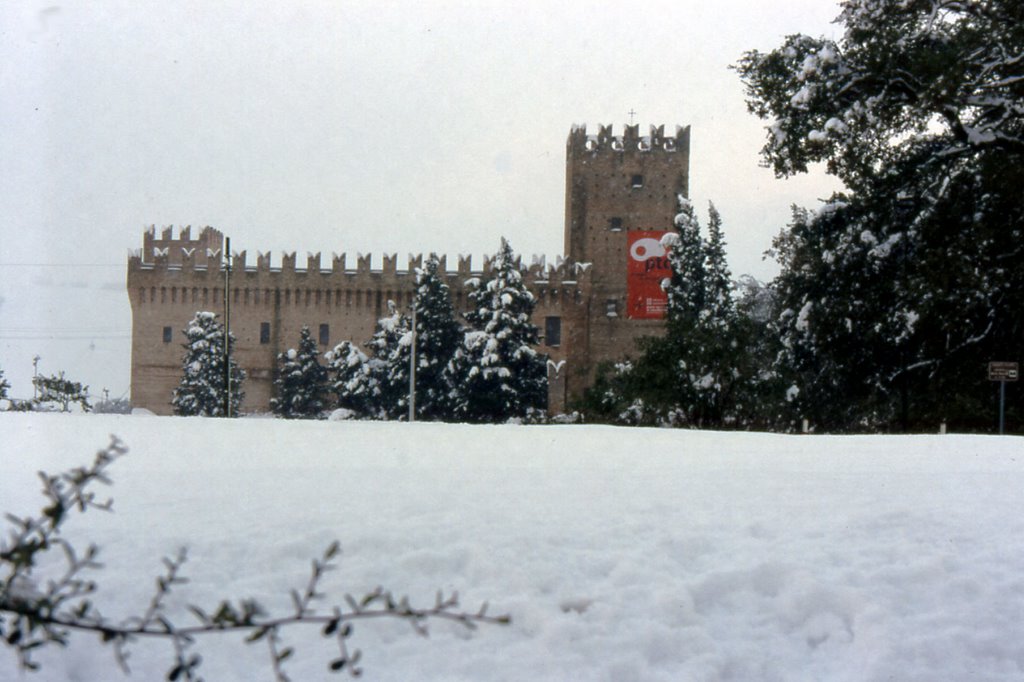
[988,361,1019,382]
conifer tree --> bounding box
[325,340,381,418]
[703,202,733,328]
[271,326,328,419]
[662,195,707,331]
[660,198,740,425]
[172,312,245,417]
[450,239,546,423]
[365,301,412,419]
[409,256,462,420]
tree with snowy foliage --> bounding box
[172,312,245,417]
[408,256,462,420]
[33,371,91,413]
[450,239,546,423]
[271,326,328,419]
[0,366,9,403]
[365,301,413,419]
[737,0,1023,432]
[325,340,382,418]
[581,199,775,428]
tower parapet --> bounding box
[567,123,690,155]
[140,225,224,267]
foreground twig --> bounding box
[0,438,509,680]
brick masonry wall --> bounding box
[128,230,590,415]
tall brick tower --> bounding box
[563,123,691,389]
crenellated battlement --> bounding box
[567,123,690,155]
[128,227,591,290]
[141,225,224,267]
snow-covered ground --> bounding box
[2,413,1023,681]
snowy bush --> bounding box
[326,341,383,419]
[33,371,91,413]
[93,394,132,415]
[0,366,9,403]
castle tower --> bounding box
[562,123,691,390]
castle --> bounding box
[127,123,691,415]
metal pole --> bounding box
[999,380,1006,435]
[408,304,417,422]
[224,236,231,418]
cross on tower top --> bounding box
[627,108,637,124]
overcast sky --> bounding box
[0,0,843,401]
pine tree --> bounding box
[172,311,245,417]
[662,195,706,331]
[703,201,733,328]
[271,326,328,419]
[365,301,412,419]
[450,239,546,423]
[325,340,381,418]
[409,256,462,420]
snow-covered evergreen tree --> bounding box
[172,311,245,417]
[325,340,381,418]
[661,195,706,330]
[365,301,412,419]
[409,256,462,420]
[0,367,9,402]
[703,202,733,328]
[450,239,546,423]
[271,326,328,419]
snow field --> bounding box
[1,413,1023,680]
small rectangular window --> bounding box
[319,323,330,346]
[545,317,561,347]
[609,216,623,231]
[606,299,619,317]
[260,322,271,344]
[631,174,644,188]
[162,326,172,343]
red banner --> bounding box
[627,231,671,319]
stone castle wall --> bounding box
[127,226,590,414]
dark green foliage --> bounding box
[408,256,462,420]
[736,0,1024,432]
[271,326,329,419]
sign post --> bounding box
[988,361,1019,435]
